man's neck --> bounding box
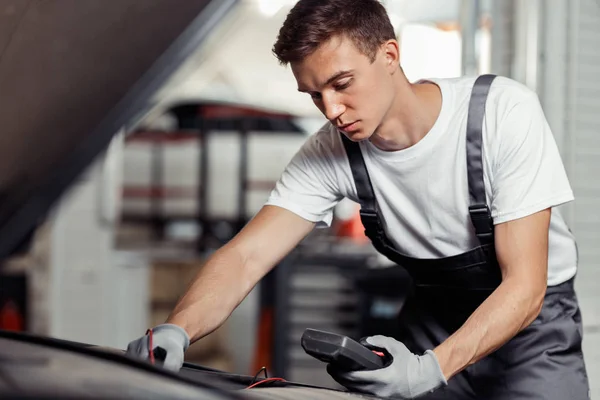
[369,80,442,152]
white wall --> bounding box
[48,134,151,349]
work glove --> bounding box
[126,323,190,372]
[327,335,447,399]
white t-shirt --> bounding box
[266,76,577,287]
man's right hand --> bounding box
[126,324,190,372]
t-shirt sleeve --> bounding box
[490,91,574,224]
[265,130,344,227]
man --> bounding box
[127,0,590,398]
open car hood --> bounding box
[0,0,238,260]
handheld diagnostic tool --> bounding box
[301,328,386,371]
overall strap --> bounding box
[466,74,496,245]
[340,134,384,242]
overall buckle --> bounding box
[469,204,494,240]
[359,209,381,236]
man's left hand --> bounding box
[327,335,447,399]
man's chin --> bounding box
[343,130,370,142]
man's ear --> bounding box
[382,39,400,72]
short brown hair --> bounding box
[273,0,396,65]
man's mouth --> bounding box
[338,121,359,132]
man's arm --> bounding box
[166,205,315,343]
[432,208,550,380]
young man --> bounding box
[127,0,590,398]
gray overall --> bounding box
[341,75,590,399]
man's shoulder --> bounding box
[454,75,538,109]
[301,120,344,155]
[430,75,538,103]
[487,76,539,109]
[426,75,542,131]
[312,120,340,141]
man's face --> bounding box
[291,35,397,141]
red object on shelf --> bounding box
[0,300,24,332]
[0,273,27,332]
[335,211,369,243]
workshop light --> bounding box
[256,0,293,17]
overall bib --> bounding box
[341,75,590,399]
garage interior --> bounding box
[0,0,599,398]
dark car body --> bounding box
[0,329,378,399]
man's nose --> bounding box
[323,97,345,121]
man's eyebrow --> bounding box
[297,69,354,92]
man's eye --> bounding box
[334,79,353,90]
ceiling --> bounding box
[142,0,492,123]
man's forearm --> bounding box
[432,276,545,380]
[165,246,255,343]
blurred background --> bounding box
[0,0,598,396]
